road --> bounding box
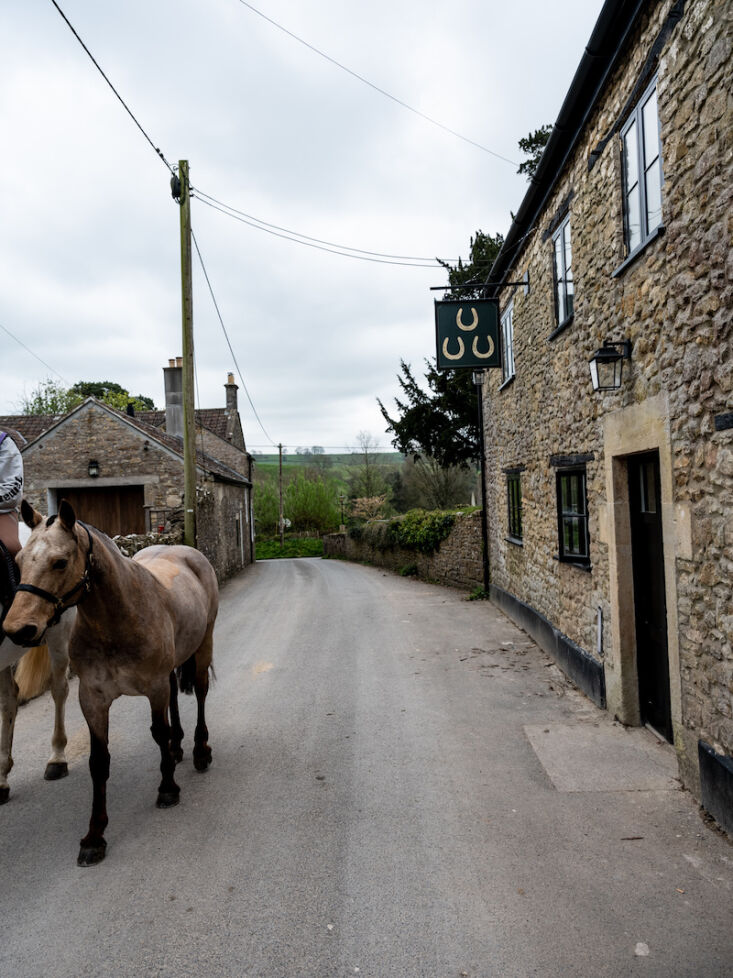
[1,557,731,978]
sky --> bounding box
[0,0,604,453]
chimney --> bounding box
[225,371,238,414]
[163,357,183,438]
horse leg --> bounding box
[192,626,214,772]
[150,682,180,808]
[77,683,111,866]
[0,665,19,804]
[44,642,69,781]
[168,671,184,765]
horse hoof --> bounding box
[44,761,69,781]
[156,790,180,808]
[77,842,106,867]
[0,786,9,805]
[193,751,212,772]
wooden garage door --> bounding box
[58,486,146,537]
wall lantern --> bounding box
[88,459,100,478]
[589,339,632,391]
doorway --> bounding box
[628,451,672,741]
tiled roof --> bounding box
[138,408,230,441]
[0,415,59,445]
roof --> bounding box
[138,408,230,442]
[486,0,655,294]
[5,399,251,486]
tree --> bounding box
[21,378,156,415]
[348,431,390,500]
[378,230,503,470]
[284,473,340,534]
[517,124,553,179]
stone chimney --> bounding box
[163,357,183,438]
[225,372,238,414]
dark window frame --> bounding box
[551,213,574,331]
[556,466,590,566]
[620,76,663,261]
[506,471,523,543]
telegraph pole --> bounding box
[174,160,197,548]
[279,443,284,549]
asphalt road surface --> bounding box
[1,557,731,978]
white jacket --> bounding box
[0,433,23,514]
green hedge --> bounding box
[348,509,456,555]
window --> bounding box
[552,215,574,326]
[556,468,590,564]
[500,301,514,383]
[621,79,663,255]
[507,472,523,542]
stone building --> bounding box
[480,0,731,830]
[0,362,254,581]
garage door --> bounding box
[57,485,146,537]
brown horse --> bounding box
[4,499,219,866]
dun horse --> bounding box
[4,499,219,866]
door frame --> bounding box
[601,394,683,748]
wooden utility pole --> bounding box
[177,160,197,548]
[278,443,284,549]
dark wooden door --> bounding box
[628,452,672,741]
[59,486,145,537]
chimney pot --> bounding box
[176,356,183,368]
[227,372,235,385]
[168,358,175,368]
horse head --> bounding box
[3,500,91,647]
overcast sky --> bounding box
[1,0,603,452]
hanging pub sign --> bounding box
[434,298,501,370]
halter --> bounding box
[15,521,95,627]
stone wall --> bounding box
[197,480,253,582]
[482,0,731,803]
[324,511,484,591]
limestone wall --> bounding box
[324,511,484,591]
[483,0,731,794]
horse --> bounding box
[3,499,219,866]
[1,566,74,805]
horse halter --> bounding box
[15,521,95,627]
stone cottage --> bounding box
[1,362,254,581]
[480,0,731,830]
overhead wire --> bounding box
[235,0,518,166]
[194,189,459,263]
[0,322,71,386]
[49,0,176,175]
[191,229,277,447]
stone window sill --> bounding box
[611,225,665,278]
[554,554,592,571]
[505,536,523,547]
[499,374,515,392]
[548,313,574,341]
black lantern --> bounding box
[589,339,632,391]
[88,459,100,478]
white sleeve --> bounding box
[0,436,24,513]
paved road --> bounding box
[1,558,731,977]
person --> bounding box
[0,430,24,613]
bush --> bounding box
[349,509,456,555]
[256,537,324,559]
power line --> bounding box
[49,0,175,175]
[194,189,459,263]
[0,322,71,386]
[190,228,277,447]
[194,193,444,268]
[235,0,518,166]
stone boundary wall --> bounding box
[323,511,484,591]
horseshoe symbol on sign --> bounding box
[456,306,479,331]
[442,337,465,361]
[472,335,495,359]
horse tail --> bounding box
[15,644,51,704]
[176,654,197,695]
